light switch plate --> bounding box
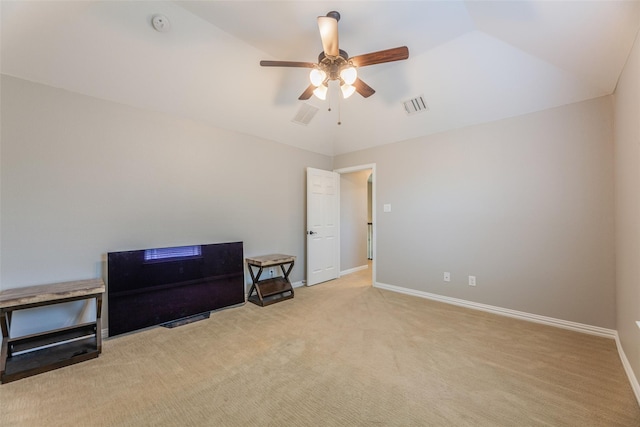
[383,204,391,212]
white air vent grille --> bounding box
[403,95,429,115]
[292,103,319,126]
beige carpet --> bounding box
[1,268,639,426]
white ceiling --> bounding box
[2,1,639,156]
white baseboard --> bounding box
[340,264,369,277]
[102,281,640,407]
[374,281,616,339]
[614,332,640,407]
[374,281,640,406]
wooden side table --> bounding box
[245,254,295,307]
[0,278,105,384]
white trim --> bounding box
[334,164,376,174]
[614,332,640,406]
[340,264,369,276]
[374,281,616,339]
[378,281,640,407]
[334,163,377,286]
[103,282,640,407]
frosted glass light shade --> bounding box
[309,69,326,86]
[341,83,356,99]
[313,84,328,100]
[340,66,357,85]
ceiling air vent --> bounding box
[403,95,429,116]
[292,103,319,126]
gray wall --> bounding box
[614,27,640,387]
[340,170,370,272]
[1,75,331,335]
[334,96,616,329]
[0,71,629,346]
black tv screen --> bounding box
[107,241,244,337]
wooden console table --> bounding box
[0,278,105,384]
[246,254,295,306]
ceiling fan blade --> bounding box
[318,16,339,57]
[298,84,316,100]
[260,60,316,68]
[349,46,409,68]
[353,78,375,98]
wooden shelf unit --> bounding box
[0,279,105,384]
[245,254,296,307]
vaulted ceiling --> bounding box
[2,1,639,156]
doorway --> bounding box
[335,164,376,286]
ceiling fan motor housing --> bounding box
[318,49,349,63]
[318,50,351,81]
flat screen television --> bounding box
[107,241,244,337]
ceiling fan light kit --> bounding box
[308,57,358,100]
[313,84,328,100]
[340,66,357,85]
[309,68,327,86]
[260,11,409,102]
[340,83,356,99]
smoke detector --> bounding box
[151,14,171,32]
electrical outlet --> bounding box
[468,276,476,286]
[444,272,451,282]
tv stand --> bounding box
[246,254,295,306]
[0,279,105,384]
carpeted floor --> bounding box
[1,267,639,426]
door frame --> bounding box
[334,163,376,286]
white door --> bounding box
[306,167,340,286]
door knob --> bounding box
[308,231,317,235]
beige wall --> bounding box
[340,170,370,272]
[335,96,616,328]
[614,27,640,386]
[1,75,331,334]
[0,71,628,342]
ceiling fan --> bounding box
[260,11,409,101]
